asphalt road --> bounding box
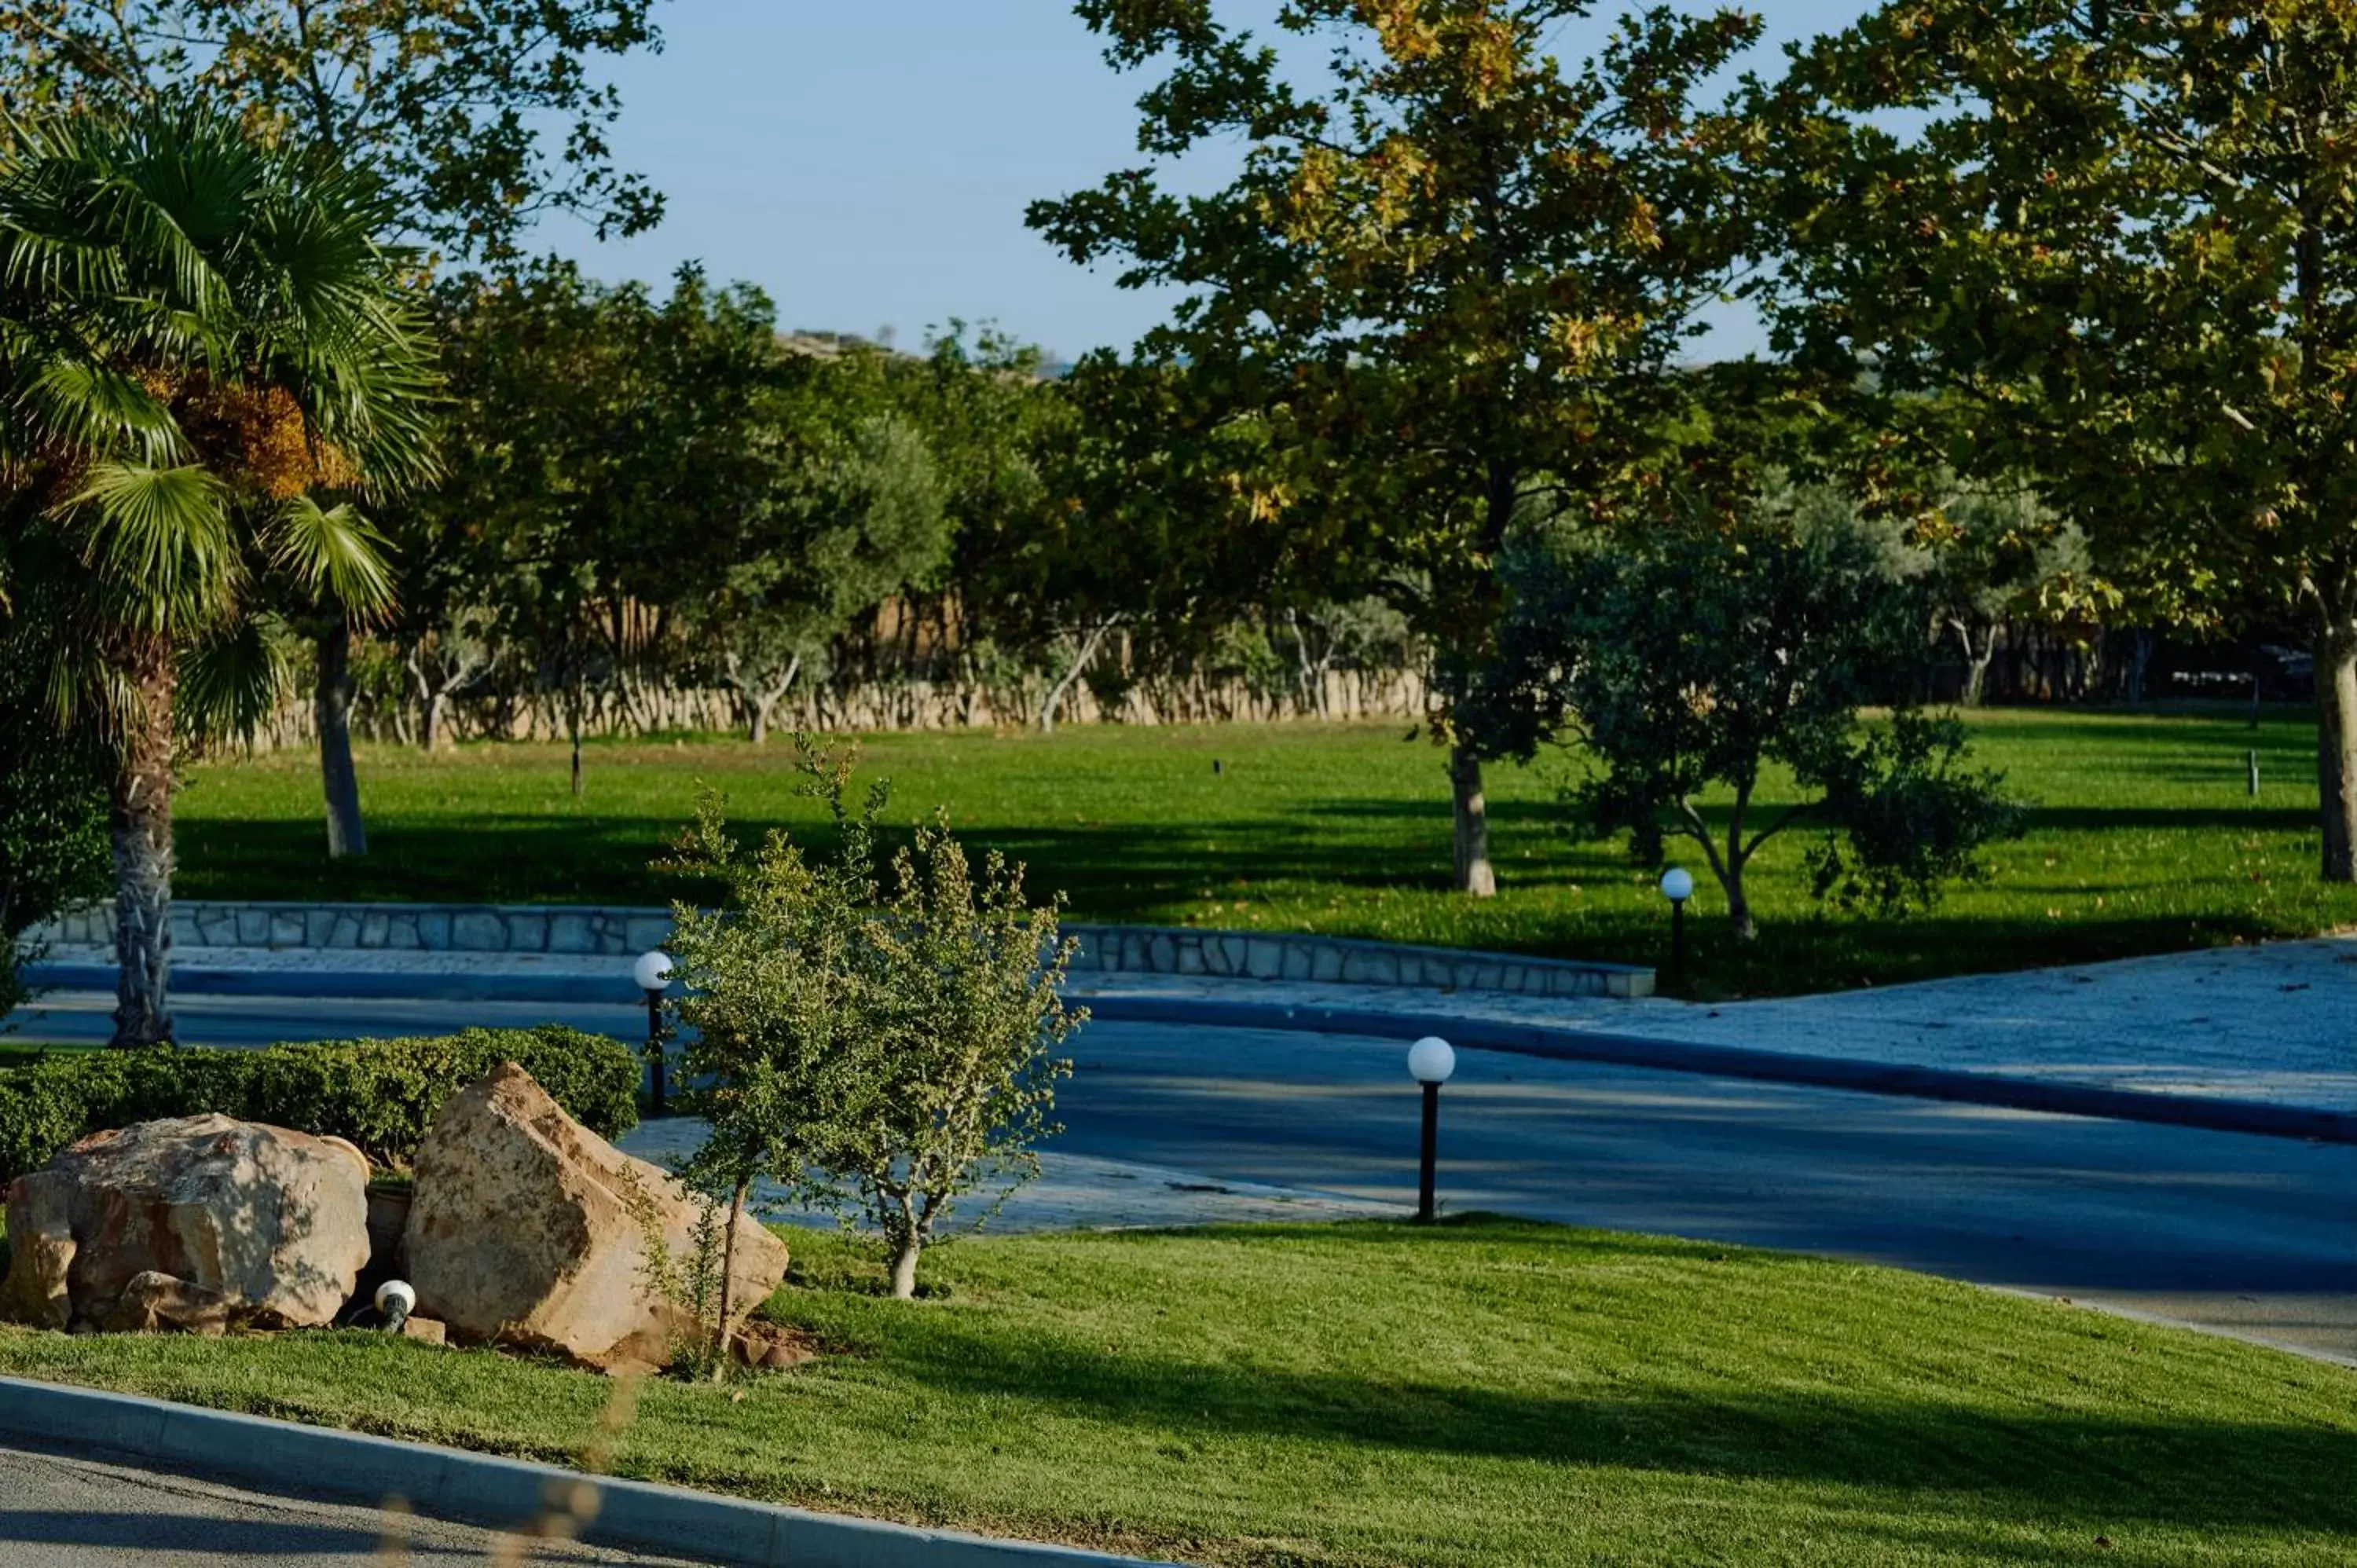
[0,1442,705,1566]
[15,988,2355,1362]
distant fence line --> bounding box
[238,668,1433,752]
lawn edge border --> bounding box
[0,1374,1172,1568]
[1083,996,2357,1145]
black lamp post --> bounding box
[1659,867,1694,993]
[634,949,673,1116]
[1407,1035,1456,1222]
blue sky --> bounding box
[558,2,1877,361]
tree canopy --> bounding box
[1034,0,1770,894]
[0,0,663,262]
[0,101,438,1043]
[1766,1,2357,877]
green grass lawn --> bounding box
[170,706,2357,997]
[0,1218,2348,1566]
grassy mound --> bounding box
[2,1216,2348,1565]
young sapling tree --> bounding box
[838,814,1080,1299]
[663,740,1079,1310]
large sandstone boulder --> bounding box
[0,1115,371,1332]
[405,1063,789,1372]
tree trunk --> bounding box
[566,668,586,801]
[110,635,177,1049]
[1448,744,1497,897]
[1039,622,1115,735]
[2314,617,2357,883]
[889,1233,922,1301]
[315,625,368,858]
[1725,859,1758,943]
[747,656,797,745]
[710,1178,750,1381]
[1949,618,1994,707]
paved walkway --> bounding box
[1069,937,2357,1115]
[35,931,2357,1115]
[618,1118,1386,1232]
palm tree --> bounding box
[0,103,438,1046]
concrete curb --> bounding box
[0,1376,1171,1568]
[1083,996,2357,1146]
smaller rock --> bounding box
[729,1319,818,1371]
[103,1272,234,1336]
[1,1114,372,1332]
[0,1174,74,1330]
[396,1315,447,1347]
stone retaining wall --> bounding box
[38,902,1653,1000]
[1065,924,1651,999]
[40,901,674,958]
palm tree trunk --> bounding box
[110,633,177,1049]
[316,625,368,857]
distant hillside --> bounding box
[780,328,1075,378]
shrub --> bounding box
[0,663,109,1025]
[665,742,1079,1306]
[0,1026,638,1185]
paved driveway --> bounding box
[0,1443,707,1566]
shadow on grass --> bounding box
[784,1220,2356,1538]
[171,799,2354,998]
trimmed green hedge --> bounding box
[0,1026,639,1185]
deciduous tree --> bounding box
[1769,2,2357,880]
[665,747,1079,1305]
[1033,0,1765,893]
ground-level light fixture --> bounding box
[1659,867,1694,992]
[374,1278,416,1333]
[636,950,674,1116]
[1407,1035,1456,1222]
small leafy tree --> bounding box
[664,743,1080,1306]
[842,813,1080,1299]
[1476,486,2025,940]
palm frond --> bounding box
[177,611,294,746]
[22,357,185,464]
[269,493,398,619]
[64,460,236,632]
[20,628,142,743]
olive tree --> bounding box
[1473,486,2025,939]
